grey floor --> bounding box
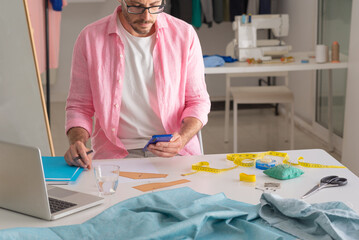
[50,102,340,160]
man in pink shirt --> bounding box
[64,0,210,169]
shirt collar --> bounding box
[107,5,168,36]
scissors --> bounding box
[301,175,347,199]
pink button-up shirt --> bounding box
[66,6,211,159]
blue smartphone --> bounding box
[143,134,173,151]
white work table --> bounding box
[205,52,348,74]
[205,52,348,151]
[0,149,358,230]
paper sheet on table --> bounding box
[92,159,163,183]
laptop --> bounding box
[0,141,104,220]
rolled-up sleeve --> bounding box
[65,30,95,136]
[180,27,211,126]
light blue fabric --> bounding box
[203,55,238,67]
[259,193,359,240]
[0,187,295,240]
[203,55,225,67]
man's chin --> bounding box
[133,27,151,36]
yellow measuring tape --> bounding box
[283,156,346,168]
[182,151,345,176]
[182,151,282,176]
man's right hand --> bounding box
[64,141,92,169]
[65,127,92,169]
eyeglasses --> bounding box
[123,0,165,14]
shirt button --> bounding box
[112,128,115,132]
[118,79,121,83]
[120,54,123,58]
[114,103,119,108]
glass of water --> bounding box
[94,165,120,196]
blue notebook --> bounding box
[41,156,84,185]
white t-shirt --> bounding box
[117,18,166,150]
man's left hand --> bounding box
[147,132,183,157]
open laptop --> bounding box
[0,141,104,220]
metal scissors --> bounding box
[301,175,347,199]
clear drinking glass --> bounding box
[94,165,120,196]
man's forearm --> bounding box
[178,117,203,147]
[67,127,90,145]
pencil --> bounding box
[73,150,93,162]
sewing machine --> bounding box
[232,14,291,61]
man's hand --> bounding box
[64,127,92,169]
[148,117,203,157]
[147,132,183,157]
[64,141,92,169]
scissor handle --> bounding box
[321,175,347,186]
[320,175,338,184]
[330,177,348,186]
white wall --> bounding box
[277,0,317,124]
[195,22,235,100]
[342,0,359,176]
[52,0,118,101]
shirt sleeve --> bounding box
[180,26,211,126]
[65,30,94,136]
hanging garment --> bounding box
[212,0,223,23]
[223,0,230,21]
[192,0,202,28]
[247,0,260,15]
[50,0,63,11]
[171,0,192,24]
[164,0,171,14]
[200,0,213,27]
[230,0,248,22]
[259,0,271,14]
[26,0,67,73]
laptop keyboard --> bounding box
[49,197,77,214]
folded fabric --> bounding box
[203,55,225,67]
[203,55,238,67]
[0,187,295,240]
[204,54,238,63]
[259,193,359,240]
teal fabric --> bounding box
[259,193,359,240]
[192,0,202,28]
[263,164,304,180]
[0,187,295,240]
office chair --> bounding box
[197,130,204,155]
[224,40,294,153]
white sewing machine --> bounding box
[232,14,291,61]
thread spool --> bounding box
[331,41,340,63]
[316,45,329,63]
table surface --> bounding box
[205,52,348,74]
[1,149,358,230]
